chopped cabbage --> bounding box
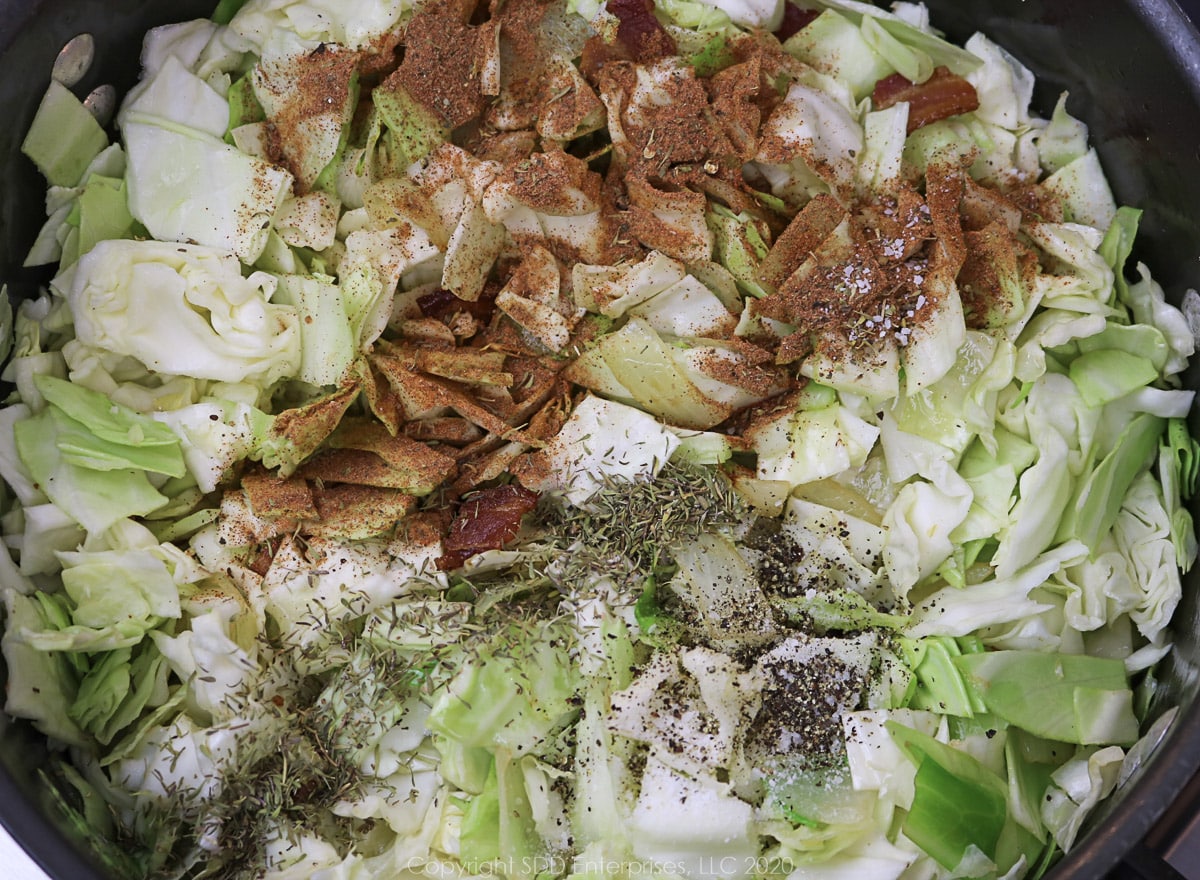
[5,2,1198,878]
[65,240,301,392]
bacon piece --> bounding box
[417,286,498,322]
[872,66,980,133]
[775,3,820,41]
[246,542,277,577]
[607,0,676,63]
[437,484,540,570]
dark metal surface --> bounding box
[1145,769,1200,878]
[0,2,1199,880]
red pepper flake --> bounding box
[607,0,677,63]
[775,3,820,42]
[872,66,980,133]
[436,484,540,570]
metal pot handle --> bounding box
[1122,769,1200,879]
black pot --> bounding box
[1,1,1199,878]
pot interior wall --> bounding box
[0,2,1198,879]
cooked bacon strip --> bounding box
[775,3,820,41]
[608,0,676,63]
[872,66,980,133]
[246,542,277,577]
[418,286,498,322]
[437,484,540,570]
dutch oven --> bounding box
[0,1,1199,878]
